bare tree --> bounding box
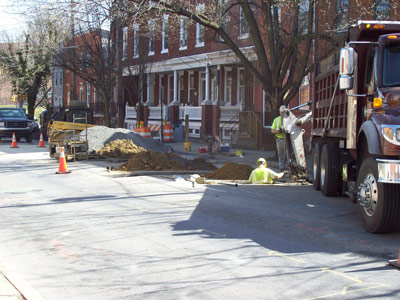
[0,14,60,116]
[123,0,398,123]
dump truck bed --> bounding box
[312,66,348,139]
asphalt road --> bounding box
[0,141,400,300]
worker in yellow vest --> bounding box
[248,158,284,184]
[271,105,289,172]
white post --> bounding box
[202,64,211,104]
[171,70,179,106]
[146,73,152,106]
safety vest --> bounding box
[249,167,274,184]
[272,116,285,139]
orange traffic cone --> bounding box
[56,147,70,174]
[10,132,19,148]
[38,132,45,147]
[389,250,400,269]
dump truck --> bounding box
[308,20,400,233]
[48,101,96,160]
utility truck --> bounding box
[48,101,95,160]
[306,20,400,233]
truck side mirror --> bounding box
[340,75,354,90]
[339,47,355,90]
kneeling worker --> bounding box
[249,158,284,184]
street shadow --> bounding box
[172,184,400,260]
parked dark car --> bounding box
[0,108,36,143]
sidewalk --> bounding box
[169,139,280,170]
[0,272,24,300]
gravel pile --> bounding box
[79,126,169,153]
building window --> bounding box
[161,15,169,53]
[148,20,155,55]
[189,73,195,105]
[179,17,188,50]
[79,53,85,70]
[179,73,184,103]
[159,75,165,104]
[375,0,390,20]
[196,4,205,47]
[298,0,309,35]
[168,75,173,103]
[122,26,128,60]
[237,68,245,105]
[271,3,281,23]
[79,86,84,101]
[86,84,91,105]
[224,68,232,105]
[211,70,216,101]
[86,53,92,68]
[335,0,349,33]
[133,24,139,58]
[239,7,249,39]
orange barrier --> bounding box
[10,132,19,148]
[139,126,151,138]
[163,124,174,143]
[56,147,70,174]
[149,124,161,132]
[38,132,45,147]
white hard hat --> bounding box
[257,158,267,166]
[279,105,286,113]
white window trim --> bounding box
[86,84,91,105]
[161,15,169,54]
[133,23,139,58]
[122,26,128,60]
[224,67,232,105]
[159,75,164,105]
[239,7,249,40]
[188,71,195,104]
[178,71,185,103]
[179,17,188,51]
[195,4,205,47]
[148,20,155,56]
[237,68,245,106]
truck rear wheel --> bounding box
[312,143,322,190]
[320,143,339,196]
[357,157,400,233]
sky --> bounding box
[0,0,27,39]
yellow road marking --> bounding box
[268,251,305,263]
[302,268,388,300]
[322,268,362,283]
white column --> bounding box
[202,64,212,104]
[145,73,152,106]
[171,70,179,106]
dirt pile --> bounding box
[205,161,253,180]
[115,151,217,171]
[97,139,146,158]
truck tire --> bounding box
[312,143,322,190]
[25,135,33,143]
[357,157,400,233]
[320,143,339,196]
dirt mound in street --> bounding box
[205,161,253,180]
[115,151,217,171]
[97,139,146,158]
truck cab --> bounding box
[312,21,400,233]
